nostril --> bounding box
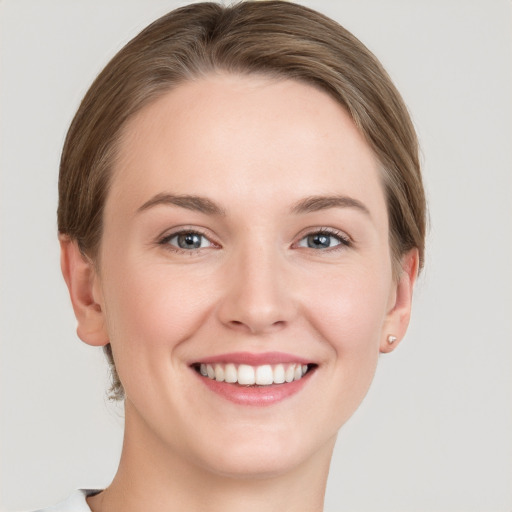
[225,320,252,334]
[227,318,286,334]
[228,320,247,330]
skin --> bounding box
[60,74,418,512]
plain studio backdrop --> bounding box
[0,1,511,511]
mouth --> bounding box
[192,362,316,386]
[190,353,318,406]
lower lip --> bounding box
[195,371,312,406]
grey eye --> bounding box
[168,232,211,250]
[298,232,346,249]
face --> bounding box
[79,74,413,477]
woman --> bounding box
[41,1,425,510]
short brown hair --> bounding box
[58,1,426,399]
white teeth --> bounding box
[255,365,273,386]
[273,364,285,384]
[238,364,255,385]
[197,362,311,385]
[214,364,225,382]
[225,363,237,383]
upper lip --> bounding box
[191,351,313,366]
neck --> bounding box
[88,401,335,512]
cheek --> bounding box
[308,266,390,352]
[112,283,202,340]
[304,264,391,418]
[100,262,215,382]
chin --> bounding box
[201,450,308,480]
[191,427,334,480]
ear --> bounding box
[380,249,419,353]
[59,235,109,346]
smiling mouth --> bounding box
[192,362,317,386]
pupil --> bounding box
[308,234,330,248]
[178,233,201,249]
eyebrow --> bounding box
[137,193,226,216]
[290,195,371,216]
[137,192,370,217]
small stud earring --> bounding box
[387,335,397,344]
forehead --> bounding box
[108,73,385,219]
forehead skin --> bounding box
[104,73,389,254]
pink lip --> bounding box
[191,352,316,407]
[195,370,313,406]
[192,351,311,366]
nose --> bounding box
[216,243,297,335]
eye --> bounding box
[297,229,350,250]
[160,231,213,251]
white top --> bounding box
[34,490,100,512]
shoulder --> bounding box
[33,490,101,512]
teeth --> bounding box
[238,364,255,385]
[225,363,237,383]
[214,364,225,382]
[273,364,285,384]
[197,362,311,385]
[255,365,273,386]
[285,365,295,383]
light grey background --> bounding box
[1,1,511,510]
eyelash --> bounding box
[297,228,352,251]
[157,227,351,254]
[158,229,215,254]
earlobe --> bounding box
[380,248,419,354]
[59,235,109,347]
